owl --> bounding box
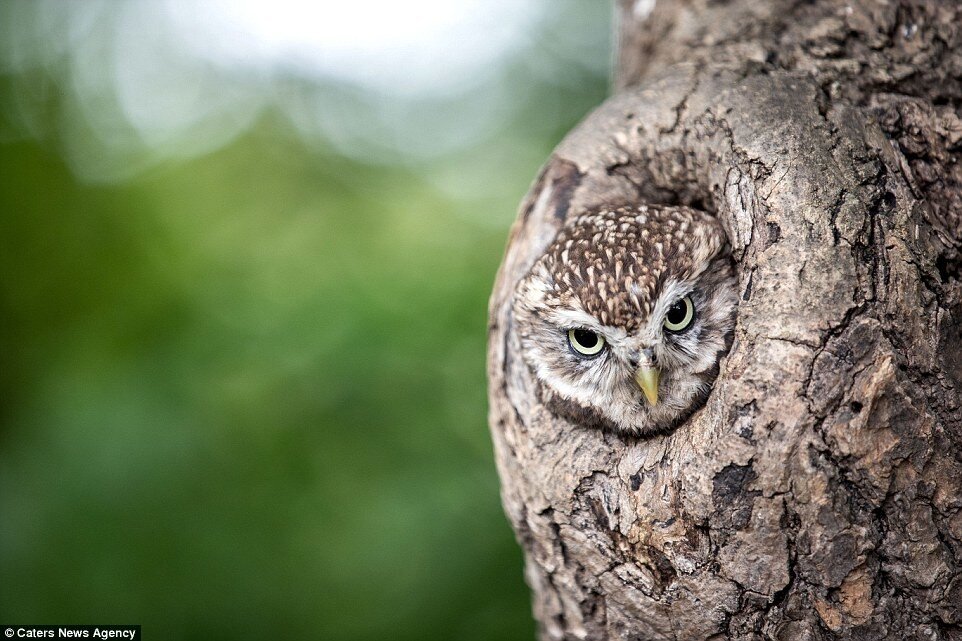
[513,204,737,436]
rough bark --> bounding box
[487,1,962,639]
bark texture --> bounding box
[487,1,962,639]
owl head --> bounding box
[513,205,737,436]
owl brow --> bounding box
[549,308,628,339]
[652,280,694,321]
[549,309,604,331]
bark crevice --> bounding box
[488,2,962,638]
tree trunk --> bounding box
[487,1,962,639]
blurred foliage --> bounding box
[0,2,611,639]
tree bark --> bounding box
[487,1,962,639]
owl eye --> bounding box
[663,296,695,332]
[567,328,606,357]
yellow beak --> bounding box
[634,366,660,406]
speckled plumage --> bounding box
[513,204,737,435]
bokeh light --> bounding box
[0,2,612,639]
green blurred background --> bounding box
[0,1,611,639]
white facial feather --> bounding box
[513,204,738,436]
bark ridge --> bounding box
[488,3,962,637]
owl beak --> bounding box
[634,366,660,406]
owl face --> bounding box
[513,205,737,436]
